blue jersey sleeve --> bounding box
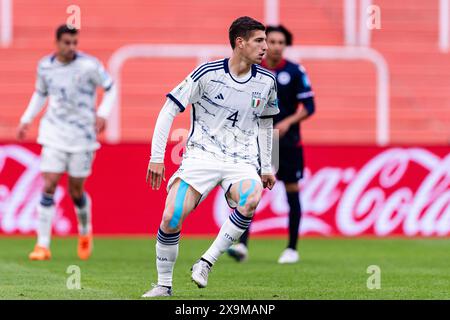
[295,65,314,101]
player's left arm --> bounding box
[258,81,279,190]
[277,97,315,133]
[275,66,316,136]
[258,117,276,190]
[92,59,117,133]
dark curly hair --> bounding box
[266,25,293,46]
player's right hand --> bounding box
[274,120,290,138]
[95,116,107,134]
[16,123,30,141]
[146,161,165,190]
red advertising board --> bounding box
[0,143,449,237]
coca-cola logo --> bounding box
[2,145,449,237]
[0,145,71,234]
[213,148,450,236]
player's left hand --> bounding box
[261,174,276,190]
[95,116,107,134]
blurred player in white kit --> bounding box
[17,24,117,261]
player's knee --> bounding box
[243,193,261,215]
[68,185,84,201]
[236,180,262,216]
[43,180,57,195]
[161,218,181,233]
[69,191,84,202]
[239,188,262,217]
[161,206,182,233]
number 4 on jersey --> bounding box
[226,111,239,127]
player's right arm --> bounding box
[147,67,202,190]
[147,99,180,190]
[17,61,48,140]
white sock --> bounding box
[36,204,55,248]
[75,194,92,235]
[156,229,180,287]
[202,209,251,265]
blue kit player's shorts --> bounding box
[275,145,304,183]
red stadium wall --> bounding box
[1,0,449,144]
[1,143,449,237]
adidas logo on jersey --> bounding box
[215,93,224,100]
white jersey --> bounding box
[167,58,279,169]
[35,52,113,152]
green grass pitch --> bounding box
[0,237,449,299]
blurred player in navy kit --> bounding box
[228,25,316,264]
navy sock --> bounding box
[231,209,252,246]
[229,209,252,230]
[40,193,54,207]
[286,191,301,250]
[157,228,181,245]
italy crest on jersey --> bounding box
[251,92,262,108]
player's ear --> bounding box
[236,37,244,49]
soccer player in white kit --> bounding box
[16,25,116,261]
[142,16,279,297]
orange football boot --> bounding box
[29,245,51,261]
[78,234,93,260]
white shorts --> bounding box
[167,156,262,208]
[40,146,95,178]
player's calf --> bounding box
[68,177,93,259]
[42,172,60,195]
[149,178,201,294]
[196,179,262,280]
[68,177,85,201]
[196,209,253,288]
